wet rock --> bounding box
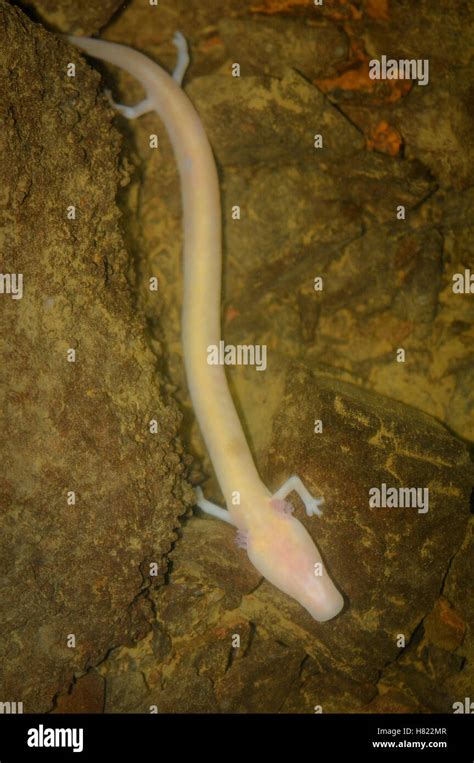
[0,2,192,712]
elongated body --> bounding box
[68,34,344,621]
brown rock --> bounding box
[21,0,125,35]
[98,363,470,712]
[239,365,471,683]
[388,75,474,191]
[424,597,466,652]
[363,0,473,69]
[52,671,105,713]
[218,16,348,79]
[187,69,365,167]
[0,2,192,712]
[7,0,469,715]
[359,689,424,714]
[441,520,474,705]
[348,0,474,189]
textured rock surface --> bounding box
[218,16,348,80]
[78,0,472,712]
[95,366,471,712]
[1,0,472,714]
[21,0,125,35]
[360,0,474,189]
[187,69,365,168]
[106,3,474,444]
[0,2,192,712]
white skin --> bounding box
[67,33,344,622]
